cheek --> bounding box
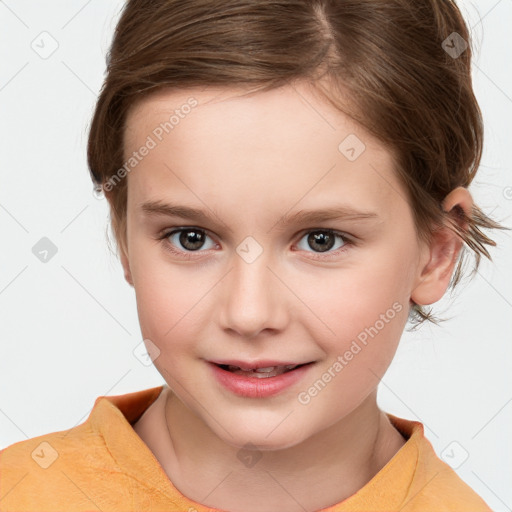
[132,265,206,389]
[307,252,411,366]
[300,268,408,420]
[130,248,202,347]
[319,255,409,323]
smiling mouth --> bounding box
[216,363,311,378]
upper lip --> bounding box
[209,359,313,370]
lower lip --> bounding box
[209,362,314,398]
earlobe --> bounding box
[410,187,473,306]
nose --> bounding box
[218,249,289,339]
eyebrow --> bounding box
[140,199,380,231]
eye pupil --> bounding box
[180,229,205,250]
[308,231,334,253]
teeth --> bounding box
[228,365,245,371]
[227,365,298,372]
[224,364,300,378]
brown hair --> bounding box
[87,0,509,329]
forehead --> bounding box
[123,83,407,221]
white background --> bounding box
[0,1,511,510]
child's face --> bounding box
[121,82,430,449]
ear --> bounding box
[105,189,134,288]
[411,187,473,306]
[119,241,134,287]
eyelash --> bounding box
[155,227,355,261]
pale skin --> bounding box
[115,81,473,512]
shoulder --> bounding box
[0,422,126,510]
[401,444,492,511]
[384,413,492,512]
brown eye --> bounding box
[163,228,216,252]
[306,231,335,252]
[297,229,356,260]
[295,229,352,256]
[178,229,206,251]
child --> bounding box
[0,0,508,510]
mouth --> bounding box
[208,360,316,398]
[212,362,313,378]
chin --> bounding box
[215,420,311,452]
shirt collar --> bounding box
[89,385,423,510]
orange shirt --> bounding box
[0,385,491,511]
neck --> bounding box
[156,387,406,512]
